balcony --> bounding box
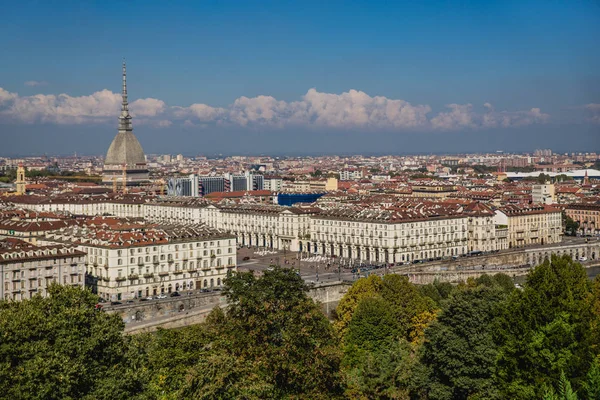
[102,276,110,282]
[153,260,160,265]
[143,273,155,279]
[128,274,139,280]
[158,271,169,277]
[173,270,183,275]
[226,265,236,269]
[115,276,126,282]
[186,268,197,273]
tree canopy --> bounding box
[1,259,598,399]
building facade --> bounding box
[0,238,86,301]
[493,205,562,248]
[43,222,236,301]
[305,209,469,263]
[566,203,600,236]
[531,184,556,205]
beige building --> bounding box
[43,221,236,301]
[566,203,600,236]
[202,204,316,252]
[0,238,86,301]
[306,206,469,263]
[463,202,505,252]
[493,205,562,249]
[531,184,556,205]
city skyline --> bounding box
[1,0,599,155]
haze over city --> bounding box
[1,0,599,156]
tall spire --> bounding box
[119,59,133,132]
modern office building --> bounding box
[167,172,264,197]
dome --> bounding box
[104,131,146,166]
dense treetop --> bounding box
[0,257,598,399]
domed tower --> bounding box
[102,62,149,187]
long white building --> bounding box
[305,204,469,263]
[43,219,236,301]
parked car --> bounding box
[145,296,154,301]
[157,294,168,299]
[242,256,251,261]
[110,301,122,306]
[170,291,181,297]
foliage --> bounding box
[563,211,580,236]
[181,267,344,399]
[0,284,144,400]
[334,274,383,337]
[419,279,455,306]
[542,371,579,400]
[420,286,506,400]
[494,255,595,399]
[1,260,598,399]
[344,339,417,400]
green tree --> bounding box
[334,275,383,337]
[0,284,144,400]
[495,255,595,399]
[344,339,417,400]
[419,280,455,306]
[380,274,436,340]
[135,324,215,399]
[181,267,344,399]
[563,212,580,236]
[421,286,506,400]
[584,358,600,400]
[343,296,399,370]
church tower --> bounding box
[102,61,149,186]
[15,163,26,195]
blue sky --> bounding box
[0,0,598,156]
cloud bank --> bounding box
[0,86,555,131]
[24,80,48,87]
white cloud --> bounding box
[0,88,18,105]
[292,89,431,128]
[585,103,600,124]
[229,95,290,126]
[0,86,555,131]
[0,88,164,124]
[130,98,165,117]
[156,119,172,127]
[173,103,226,122]
[4,89,121,124]
[24,80,48,87]
[432,102,550,130]
[431,104,477,130]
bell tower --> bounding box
[15,163,26,195]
